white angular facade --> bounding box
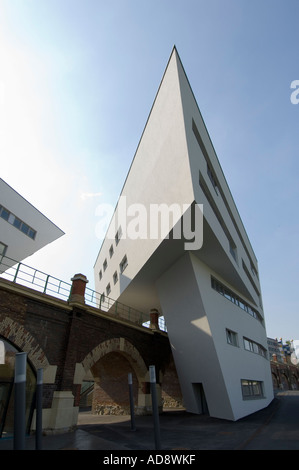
[94,47,273,421]
[0,178,64,272]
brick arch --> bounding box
[75,337,153,414]
[0,316,50,371]
[271,371,279,390]
[81,337,148,383]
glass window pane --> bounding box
[0,208,9,221]
[13,217,22,230]
[28,229,36,239]
[21,222,29,235]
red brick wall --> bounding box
[161,356,184,408]
[91,352,139,414]
[0,281,180,414]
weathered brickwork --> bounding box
[0,278,182,432]
[92,352,139,414]
[271,358,299,391]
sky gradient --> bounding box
[0,0,298,342]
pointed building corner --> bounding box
[93,48,273,422]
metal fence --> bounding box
[84,286,166,331]
[0,255,167,332]
[0,255,72,300]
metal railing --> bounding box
[85,287,147,324]
[0,255,167,332]
[0,255,72,300]
[84,286,166,331]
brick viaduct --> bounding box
[0,274,182,434]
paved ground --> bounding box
[1,391,299,454]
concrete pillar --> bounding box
[136,381,163,415]
[48,391,77,433]
[149,308,160,330]
[69,274,88,304]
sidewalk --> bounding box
[0,391,297,452]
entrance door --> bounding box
[192,383,209,415]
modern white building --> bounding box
[94,47,274,421]
[0,178,64,272]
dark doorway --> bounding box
[192,383,209,415]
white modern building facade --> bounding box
[94,47,273,421]
[0,178,64,272]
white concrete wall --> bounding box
[0,179,64,268]
[93,47,274,420]
[156,252,234,420]
[94,50,194,299]
[156,252,273,421]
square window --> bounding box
[120,255,128,273]
[226,329,238,347]
[115,226,122,245]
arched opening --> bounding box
[78,338,152,416]
[0,336,36,438]
[280,373,289,390]
[89,352,139,415]
[291,374,299,390]
[271,372,279,391]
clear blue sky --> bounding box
[0,0,298,342]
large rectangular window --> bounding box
[211,277,264,325]
[243,337,267,359]
[241,380,264,400]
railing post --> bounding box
[43,274,50,294]
[128,373,136,431]
[14,352,27,450]
[13,262,21,283]
[35,368,43,450]
[149,365,161,450]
